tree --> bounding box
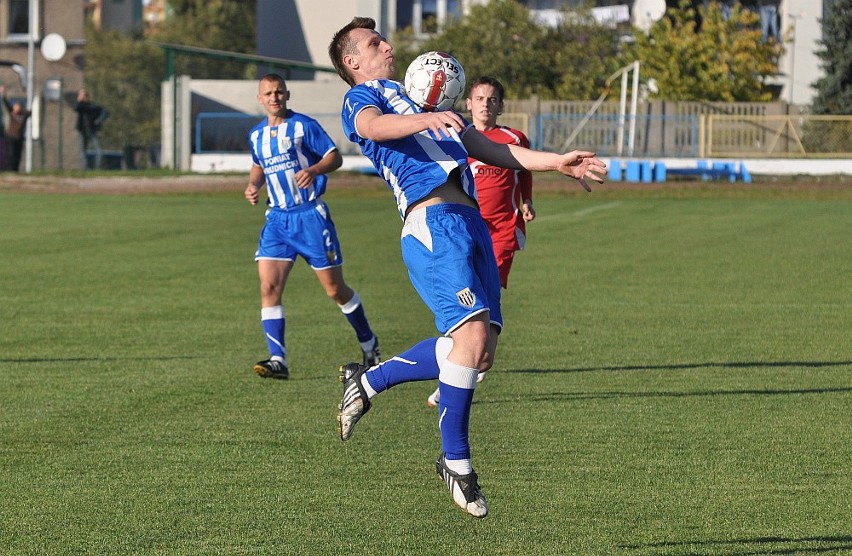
[394,0,551,100]
[393,0,620,101]
[148,0,256,79]
[83,27,164,151]
[626,0,782,101]
[810,0,852,115]
[83,0,258,156]
[545,8,624,100]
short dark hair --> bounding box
[468,76,505,103]
[329,17,377,87]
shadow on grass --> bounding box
[474,360,852,403]
[620,534,852,555]
[506,360,852,374]
[0,356,195,363]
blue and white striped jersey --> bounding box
[341,79,477,218]
[249,109,337,209]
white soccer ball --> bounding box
[404,51,466,112]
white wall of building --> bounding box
[779,0,824,106]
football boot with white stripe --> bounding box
[435,453,489,518]
[337,363,372,441]
[253,359,289,380]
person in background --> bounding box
[0,85,31,172]
[425,75,535,408]
[74,88,108,170]
[244,73,380,380]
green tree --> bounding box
[393,0,620,101]
[148,0,256,79]
[810,0,852,115]
[84,0,258,156]
[626,0,782,101]
[83,27,164,151]
[546,8,624,100]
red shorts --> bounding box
[492,242,516,289]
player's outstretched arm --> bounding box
[464,129,607,191]
[553,150,608,192]
[356,107,464,142]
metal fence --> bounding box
[534,113,700,157]
[194,103,852,159]
[705,114,852,158]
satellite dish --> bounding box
[41,33,67,62]
[632,0,666,32]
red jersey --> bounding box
[468,126,533,252]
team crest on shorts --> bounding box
[456,287,476,308]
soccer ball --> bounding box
[404,51,466,112]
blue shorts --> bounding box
[255,200,343,270]
[401,203,503,335]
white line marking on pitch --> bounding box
[573,202,622,217]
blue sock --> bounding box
[261,306,286,360]
[339,292,375,343]
[364,337,442,393]
[437,356,479,461]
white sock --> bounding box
[445,457,472,475]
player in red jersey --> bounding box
[466,76,535,289]
[427,76,535,408]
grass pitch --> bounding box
[1,177,850,555]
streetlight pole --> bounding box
[25,0,38,173]
[788,12,802,106]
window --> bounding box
[8,0,30,38]
[399,0,462,35]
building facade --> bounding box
[0,0,87,171]
[257,0,827,105]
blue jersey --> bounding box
[341,79,478,218]
[249,109,337,209]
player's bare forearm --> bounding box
[357,108,464,142]
[294,149,342,188]
[245,165,265,205]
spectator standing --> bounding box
[74,88,108,170]
[0,85,31,172]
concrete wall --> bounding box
[163,75,351,171]
[256,0,385,79]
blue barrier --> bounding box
[608,160,623,181]
[662,161,751,183]
[604,160,750,184]
[640,161,653,183]
[625,161,642,182]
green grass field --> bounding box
[1,178,850,555]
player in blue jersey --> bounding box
[328,18,606,517]
[245,73,380,380]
